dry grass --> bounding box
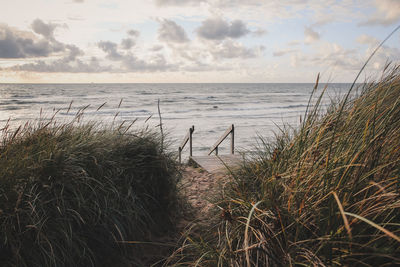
[168,65,400,266]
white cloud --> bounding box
[155,0,203,6]
[356,34,379,45]
[273,49,297,57]
[288,40,301,46]
[361,0,400,26]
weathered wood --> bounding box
[190,155,242,173]
[180,130,190,149]
[231,124,234,154]
[189,126,193,156]
[179,125,194,163]
[208,124,234,155]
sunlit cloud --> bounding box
[0,0,399,82]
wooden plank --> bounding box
[190,155,242,174]
[208,124,233,155]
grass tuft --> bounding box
[0,117,180,266]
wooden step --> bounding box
[189,155,243,174]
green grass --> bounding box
[168,65,400,266]
[0,117,180,266]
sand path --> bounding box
[179,166,228,221]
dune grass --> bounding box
[168,65,400,266]
[0,116,180,266]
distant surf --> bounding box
[0,83,352,154]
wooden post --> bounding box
[215,146,218,155]
[178,147,182,164]
[189,125,194,157]
[231,124,234,154]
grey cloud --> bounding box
[273,49,296,57]
[252,28,267,37]
[121,38,135,50]
[304,26,319,44]
[13,57,112,73]
[127,29,140,37]
[98,41,123,60]
[197,18,250,40]
[11,43,105,73]
[122,53,175,72]
[65,44,84,61]
[0,24,64,58]
[158,19,189,43]
[11,50,175,73]
[97,39,175,72]
[210,40,261,59]
[150,45,164,51]
[31,19,59,40]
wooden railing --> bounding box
[208,124,234,155]
[178,125,194,163]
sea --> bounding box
[0,83,354,155]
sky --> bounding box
[0,0,399,83]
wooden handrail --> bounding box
[208,124,234,155]
[178,125,194,163]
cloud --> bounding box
[98,41,123,60]
[304,26,320,44]
[121,38,135,50]
[291,42,363,71]
[0,23,64,58]
[197,18,250,40]
[288,40,301,46]
[10,44,106,73]
[13,56,112,73]
[73,0,84,2]
[31,19,60,40]
[252,28,267,37]
[361,0,400,26]
[150,44,164,51]
[127,29,140,37]
[158,19,189,43]
[209,40,262,59]
[122,53,175,72]
[0,20,102,73]
[155,0,203,6]
[11,45,175,73]
[273,48,296,57]
[155,0,260,7]
[97,38,175,72]
[356,34,379,46]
